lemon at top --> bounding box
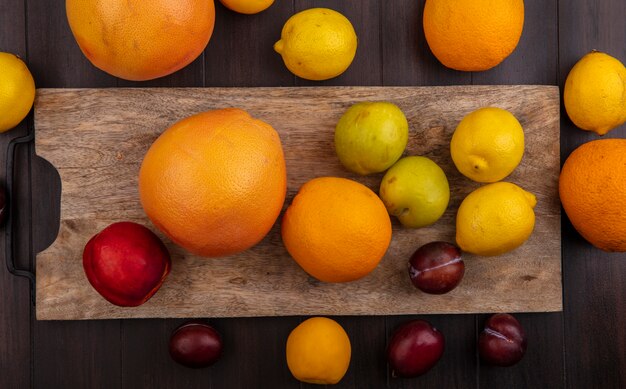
[564,51,626,136]
[286,317,351,385]
[456,182,536,256]
[274,8,357,81]
[219,0,273,14]
[450,107,525,183]
[0,52,35,132]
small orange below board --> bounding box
[33,86,561,320]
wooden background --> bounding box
[0,0,624,387]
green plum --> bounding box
[379,156,450,228]
[334,102,408,175]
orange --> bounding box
[559,139,626,252]
[281,177,392,282]
[139,108,287,257]
[423,0,524,71]
[286,317,351,384]
[66,0,215,81]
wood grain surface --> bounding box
[33,85,561,320]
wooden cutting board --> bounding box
[33,86,561,320]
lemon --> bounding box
[456,182,536,256]
[564,51,626,136]
[219,0,273,14]
[286,317,351,385]
[0,52,35,133]
[450,107,525,183]
[335,102,409,175]
[274,8,357,81]
[379,156,450,228]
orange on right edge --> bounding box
[281,177,392,283]
[560,139,626,252]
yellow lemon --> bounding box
[564,51,626,136]
[286,317,351,384]
[0,52,35,132]
[450,107,525,183]
[219,0,273,14]
[274,8,357,81]
[456,182,536,256]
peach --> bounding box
[83,222,171,307]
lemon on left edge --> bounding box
[0,52,35,132]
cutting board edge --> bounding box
[34,85,561,94]
[32,85,563,320]
[35,303,564,321]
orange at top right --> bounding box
[423,0,524,72]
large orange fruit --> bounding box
[559,139,626,251]
[139,109,287,257]
[423,0,524,71]
[66,0,215,81]
[282,177,392,283]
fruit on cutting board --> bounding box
[451,107,525,183]
[220,0,273,14]
[0,52,35,133]
[479,313,527,366]
[0,186,6,226]
[286,317,351,384]
[560,139,626,251]
[282,177,391,283]
[564,51,626,135]
[139,108,287,257]
[66,0,215,81]
[334,102,409,175]
[456,182,536,256]
[379,156,450,228]
[387,320,445,378]
[82,222,171,307]
[169,320,223,368]
[274,8,357,81]
[408,242,464,294]
[423,0,524,71]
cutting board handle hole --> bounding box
[32,155,61,254]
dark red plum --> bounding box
[387,319,445,378]
[479,313,527,366]
[169,320,223,368]
[409,241,464,294]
